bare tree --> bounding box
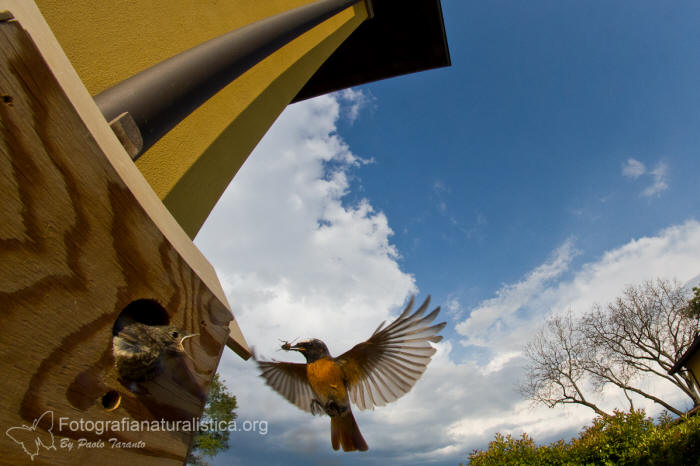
[521,279,700,417]
[521,312,612,417]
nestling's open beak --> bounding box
[178,333,199,360]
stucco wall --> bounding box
[36,1,369,236]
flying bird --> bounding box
[256,296,445,452]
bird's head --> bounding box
[287,338,330,363]
[114,323,199,353]
[157,326,199,356]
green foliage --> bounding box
[567,409,653,465]
[687,286,700,319]
[187,373,238,466]
[468,410,700,465]
[466,432,568,465]
[630,412,700,465]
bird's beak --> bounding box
[178,333,199,360]
[289,343,306,352]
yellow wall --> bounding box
[688,352,700,388]
[36,0,369,237]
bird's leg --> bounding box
[323,400,348,417]
[310,399,325,415]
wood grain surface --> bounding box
[0,12,237,464]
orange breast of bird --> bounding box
[307,357,348,405]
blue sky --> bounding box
[342,0,700,317]
[194,1,700,464]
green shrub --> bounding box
[468,410,700,465]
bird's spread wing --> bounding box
[256,356,316,414]
[336,296,445,410]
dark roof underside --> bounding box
[292,0,451,102]
[669,333,700,375]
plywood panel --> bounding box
[0,11,236,464]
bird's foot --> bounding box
[324,400,348,417]
[310,399,325,415]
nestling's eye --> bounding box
[171,331,179,339]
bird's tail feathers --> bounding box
[330,410,368,452]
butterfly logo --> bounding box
[5,410,57,461]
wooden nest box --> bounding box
[0,2,250,464]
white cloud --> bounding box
[195,94,415,357]
[433,179,450,215]
[195,92,700,464]
[421,221,700,461]
[334,88,375,124]
[445,296,461,316]
[456,239,579,349]
[622,158,669,197]
[433,180,448,192]
[195,93,421,459]
[643,161,669,197]
[551,220,700,315]
[622,158,646,179]
[481,351,522,375]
